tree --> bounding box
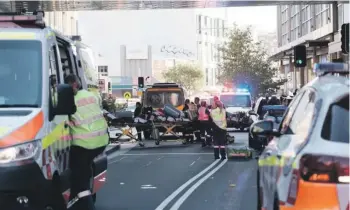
[162,63,203,94]
[217,24,287,97]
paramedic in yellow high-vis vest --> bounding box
[65,74,109,210]
[210,100,227,160]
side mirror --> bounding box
[250,120,274,136]
[55,84,76,115]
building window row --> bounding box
[98,66,108,73]
[197,15,226,37]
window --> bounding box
[279,91,305,134]
[49,46,59,107]
[205,68,209,85]
[321,94,349,143]
[0,40,42,107]
[198,15,202,34]
[220,95,252,107]
[280,89,316,142]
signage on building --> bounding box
[126,45,148,59]
[98,79,105,91]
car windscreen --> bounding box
[0,40,42,107]
[220,95,251,107]
[145,90,184,108]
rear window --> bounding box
[220,94,251,107]
[144,89,184,108]
[321,94,349,143]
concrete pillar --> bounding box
[289,56,297,90]
[300,67,305,87]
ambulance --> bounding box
[0,10,107,209]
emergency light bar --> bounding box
[0,10,45,28]
[313,62,349,76]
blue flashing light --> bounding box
[313,62,349,75]
[236,88,249,92]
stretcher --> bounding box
[105,110,196,146]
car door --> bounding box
[260,88,319,209]
[259,90,305,209]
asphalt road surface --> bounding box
[97,132,258,210]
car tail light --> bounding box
[299,154,349,183]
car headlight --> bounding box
[0,140,41,164]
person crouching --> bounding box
[210,100,227,160]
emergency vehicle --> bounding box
[0,10,107,209]
[252,62,349,210]
[220,88,256,131]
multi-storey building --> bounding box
[272,3,349,93]
[45,11,79,36]
[78,9,228,88]
[196,10,228,86]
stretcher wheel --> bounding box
[182,139,187,145]
[139,142,145,147]
[155,141,160,145]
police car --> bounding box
[220,88,257,131]
[251,62,349,210]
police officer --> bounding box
[65,75,109,210]
[210,100,227,160]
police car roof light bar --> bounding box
[314,62,349,76]
[0,9,45,28]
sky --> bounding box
[78,6,277,75]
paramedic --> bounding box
[65,74,109,210]
[210,100,227,160]
[134,102,143,142]
[198,101,211,147]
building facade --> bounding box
[78,9,228,87]
[196,10,228,87]
[273,2,349,93]
[45,11,79,36]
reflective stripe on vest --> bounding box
[210,108,227,129]
[68,89,109,149]
[198,107,209,121]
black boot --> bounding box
[214,148,220,159]
[220,148,226,160]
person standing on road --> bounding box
[210,100,227,160]
[198,101,211,147]
[134,102,144,145]
[65,74,109,210]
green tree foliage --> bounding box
[162,63,204,94]
[218,24,287,96]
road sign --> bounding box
[124,92,131,99]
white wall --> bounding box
[45,11,78,35]
[78,9,197,76]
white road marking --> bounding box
[155,159,220,210]
[145,161,152,166]
[109,157,126,164]
[157,156,164,160]
[169,159,228,210]
[141,184,157,189]
[189,161,196,167]
[120,153,212,156]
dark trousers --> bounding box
[194,120,201,141]
[212,126,227,159]
[199,121,212,145]
[136,126,142,141]
[69,145,106,210]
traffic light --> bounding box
[138,77,144,88]
[341,23,349,54]
[294,45,307,67]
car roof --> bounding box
[305,75,349,104]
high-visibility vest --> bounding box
[198,107,209,121]
[210,108,227,130]
[68,89,109,149]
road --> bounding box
[97,132,258,210]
